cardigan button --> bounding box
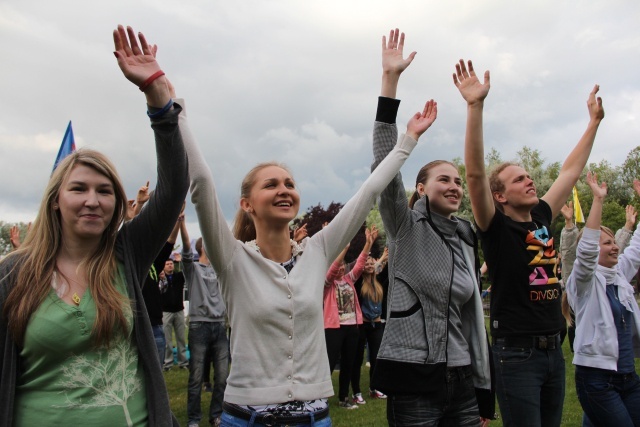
[287,294,291,299]
[287,375,291,380]
[288,335,292,340]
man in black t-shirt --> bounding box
[455,59,604,426]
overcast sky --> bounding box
[1,0,639,239]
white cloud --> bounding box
[1,0,639,240]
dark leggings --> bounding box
[351,321,385,394]
[325,324,360,400]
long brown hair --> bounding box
[408,160,456,209]
[3,149,129,348]
[233,161,294,242]
[360,259,384,304]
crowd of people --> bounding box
[3,23,640,427]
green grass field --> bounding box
[163,336,592,426]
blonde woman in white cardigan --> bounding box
[177,94,437,426]
[566,173,640,427]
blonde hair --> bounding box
[233,162,294,242]
[562,225,615,325]
[3,149,129,347]
[488,162,520,212]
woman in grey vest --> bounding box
[370,28,494,427]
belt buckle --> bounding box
[538,336,547,349]
[262,413,277,427]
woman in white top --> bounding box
[177,91,437,425]
[566,173,640,426]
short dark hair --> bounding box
[195,237,204,258]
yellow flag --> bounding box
[573,186,584,223]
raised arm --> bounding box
[559,202,579,279]
[615,180,640,280]
[133,181,150,216]
[180,214,191,253]
[615,205,636,253]
[567,172,607,300]
[348,226,378,282]
[375,246,388,275]
[454,59,493,231]
[381,28,416,99]
[541,85,605,217]
[584,172,606,231]
[113,25,170,108]
[325,245,350,286]
[9,225,21,250]
[113,25,188,280]
[173,98,238,275]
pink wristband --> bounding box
[139,70,165,92]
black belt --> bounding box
[494,333,561,350]
[222,402,330,427]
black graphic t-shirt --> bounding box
[480,200,564,338]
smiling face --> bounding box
[241,165,300,225]
[56,164,116,245]
[418,163,463,217]
[364,256,376,275]
[494,165,538,212]
[598,229,619,268]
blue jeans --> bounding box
[152,324,166,367]
[188,321,230,425]
[492,342,565,427]
[220,411,332,427]
[386,366,481,427]
[575,366,640,427]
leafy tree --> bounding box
[292,202,369,262]
[622,146,640,201]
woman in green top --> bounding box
[0,25,188,426]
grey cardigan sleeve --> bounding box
[560,225,579,280]
[371,97,410,241]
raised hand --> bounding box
[125,199,136,221]
[382,28,416,76]
[113,25,162,87]
[586,85,605,123]
[625,205,637,229]
[380,247,388,262]
[633,179,640,197]
[560,202,573,221]
[369,224,379,242]
[10,225,21,249]
[293,223,308,243]
[453,59,490,106]
[406,99,437,141]
[586,171,607,199]
[137,181,151,205]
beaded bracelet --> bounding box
[139,70,165,92]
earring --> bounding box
[53,204,59,210]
